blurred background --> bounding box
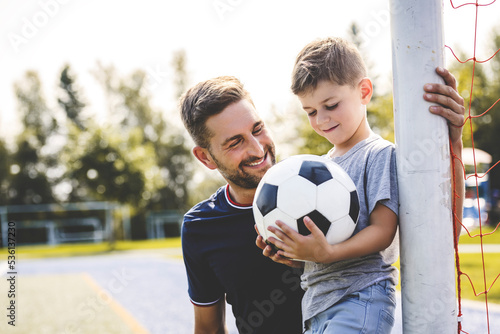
[0,1,500,333]
[0,0,499,245]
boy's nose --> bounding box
[317,110,330,125]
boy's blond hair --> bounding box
[291,37,367,96]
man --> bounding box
[179,76,304,334]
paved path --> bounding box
[0,249,498,333]
[458,243,500,253]
[0,250,237,334]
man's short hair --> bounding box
[180,76,252,148]
[291,37,367,96]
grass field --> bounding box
[394,226,500,303]
[458,252,500,304]
[12,237,182,259]
[458,226,500,303]
[459,225,500,244]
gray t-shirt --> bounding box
[301,132,399,323]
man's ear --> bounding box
[359,77,373,105]
[192,146,218,170]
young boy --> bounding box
[260,37,465,333]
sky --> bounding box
[0,0,499,142]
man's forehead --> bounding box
[206,100,262,139]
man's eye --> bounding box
[229,139,241,148]
[253,126,263,135]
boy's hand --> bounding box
[266,217,332,263]
[255,225,304,268]
[423,66,465,146]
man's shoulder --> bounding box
[184,186,227,221]
[183,185,253,230]
[193,186,225,209]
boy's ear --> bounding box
[359,77,373,105]
[192,146,218,170]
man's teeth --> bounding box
[247,157,265,166]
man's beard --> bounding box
[209,144,276,189]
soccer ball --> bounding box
[253,154,359,252]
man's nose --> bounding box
[247,136,265,156]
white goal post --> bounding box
[390,0,458,333]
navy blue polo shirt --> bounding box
[182,185,304,334]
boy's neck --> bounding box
[329,122,372,158]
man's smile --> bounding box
[243,152,268,168]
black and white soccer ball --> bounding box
[253,154,359,250]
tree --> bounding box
[466,28,500,192]
[172,49,189,100]
[0,139,10,204]
[448,50,490,149]
[154,49,194,212]
[56,58,193,238]
[58,64,87,130]
[367,93,394,143]
[63,127,146,204]
[349,21,394,143]
[92,63,193,211]
[2,51,199,239]
[8,71,58,205]
[62,65,157,208]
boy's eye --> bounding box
[326,103,338,110]
[307,110,317,117]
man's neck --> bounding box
[227,185,256,206]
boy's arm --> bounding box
[266,203,397,264]
[423,67,465,239]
